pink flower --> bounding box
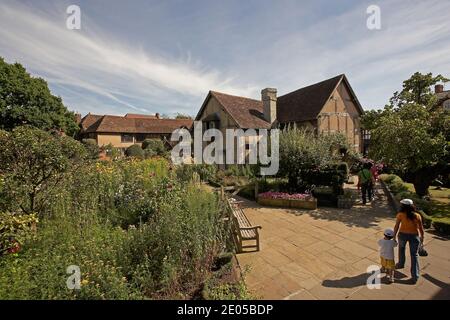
[259,191,311,200]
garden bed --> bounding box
[379,174,450,234]
[257,192,317,210]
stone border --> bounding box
[379,180,400,213]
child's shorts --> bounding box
[380,257,395,270]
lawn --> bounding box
[405,183,450,223]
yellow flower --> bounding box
[81,279,89,286]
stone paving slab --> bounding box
[236,183,450,300]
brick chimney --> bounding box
[435,84,444,93]
[261,88,277,124]
[74,113,82,124]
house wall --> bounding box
[198,96,260,166]
[97,133,137,149]
[93,133,171,150]
[317,82,362,152]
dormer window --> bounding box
[202,113,221,130]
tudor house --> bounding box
[195,74,364,161]
[78,112,193,152]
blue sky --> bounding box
[1,0,449,117]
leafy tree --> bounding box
[0,126,87,215]
[369,72,449,196]
[361,108,388,131]
[174,113,193,119]
[0,57,79,136]
[389,72,449,107]
[279,126,351,190]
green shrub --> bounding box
[142,139,166,158]
[0,214,144,299]
[176,164,217,183]
[0,212,38,255]
[125,144,144,158]
[81,138,100,159]
[0,157,228,299]
[432,219,450,235]
[279,126,351,190]
[103,143,121,160]
[419,211,433,229]
[379,174,399,184]
[224,165,259,179]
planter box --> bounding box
[258,197,317,210]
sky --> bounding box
[1,0,449,117]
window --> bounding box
[207,120,220,130]
[121,134,134,143]
[135,134,146,143]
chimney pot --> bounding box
[261,88,277,124]
[435,84,444,94]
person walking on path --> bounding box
[393,199,425,284]
[357,162,375,205]
[378,228,397,283]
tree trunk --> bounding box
[413,169,433,197]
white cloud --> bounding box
[1,0,449,114]
[0,1,257,115]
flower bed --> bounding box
[257,192,317,210]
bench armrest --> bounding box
[239,226,262,230]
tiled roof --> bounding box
[436,90,450,102]
[124,113,159,119]
[209,91,272,129]
[79,114,103,131]
[197,74,363,129]
[276,75,344,123]
[80,114,192,134]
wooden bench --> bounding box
[227,198,261,253]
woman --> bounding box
[393,199,425,283]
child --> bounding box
[378,228,397,283]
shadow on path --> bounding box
[322,271,413,289]
[234,184,396,229]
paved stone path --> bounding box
[236,183,450,300]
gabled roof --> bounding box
[79,113,103,132]
[80,114,192,134]
[196,91,272,129]
[196,74,363,129]
[277,74,363,123]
